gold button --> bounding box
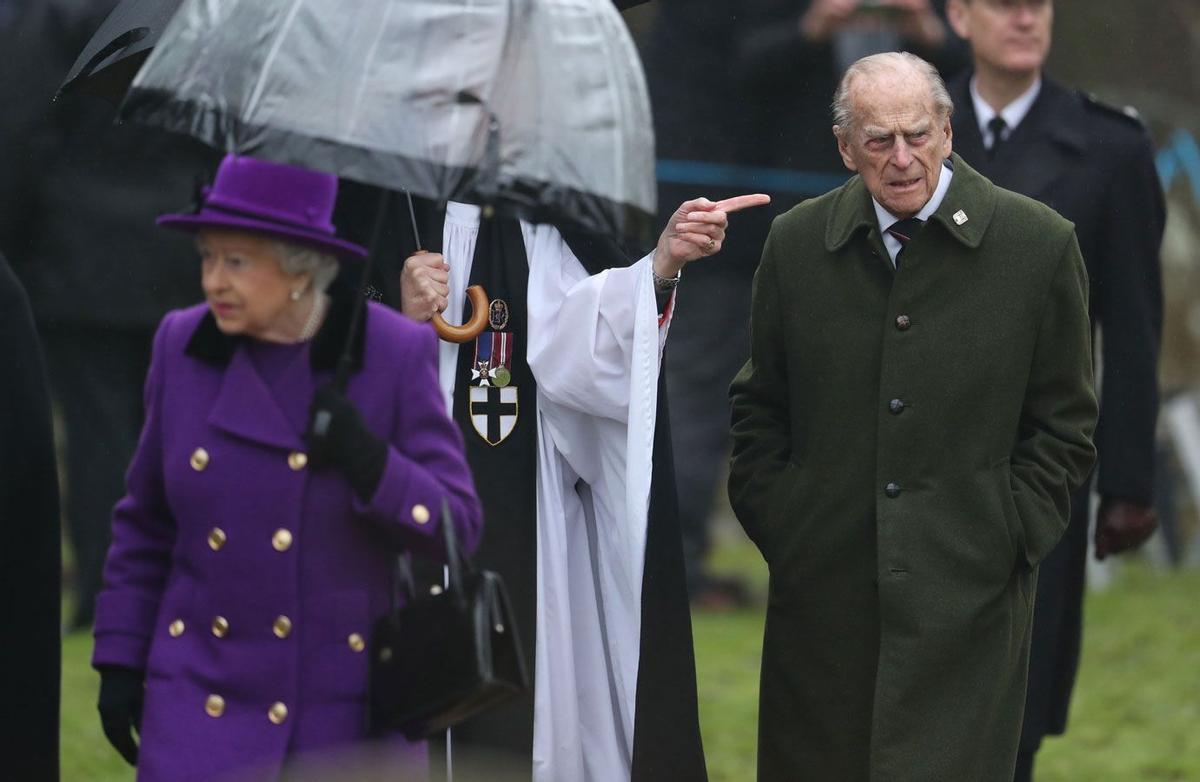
[273,615,292,639]
[287,451,308,471]
[348,633,365,653]
[272,529,293,552]
[168,619,185,637]
[190,447,210,471]
[205,694,225,718]
[411,504,430,525]
[207,527,227,551]
[211,616,229,638]
[268,701,288,725]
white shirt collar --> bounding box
[970,76,1042,148]
[872,160,954,266]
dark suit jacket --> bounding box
[950,73,1165,747]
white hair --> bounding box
[831,51,954,137]
[273,241,340,293]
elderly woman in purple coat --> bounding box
[91,154,482,782]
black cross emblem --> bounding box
[470,386,517,444]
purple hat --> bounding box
[158,154,368,260]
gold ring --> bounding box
[705,238,716,251]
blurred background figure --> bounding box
[0,0,24,31]
[0,250,62,780]
[944,0,1165,779]
[0,0,217,631]
[637,0,966,607]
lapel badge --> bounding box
[952,209,969,225]
[488,299,510,331]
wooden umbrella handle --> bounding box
[433,285,489,343]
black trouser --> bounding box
[1014,748,1035,782]
[43,325,152,629]
[659,184,776,592]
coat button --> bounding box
[272,529,293,552]
[348,633,366,653]
[287,451,308,471]
[411,504,431,525]
[268,702,289,725]
[895,315,911,331]
[168,619,185,637]
[273,615,293,639]
[207,527,227,551]
[211,616,230,638]
[889,398,906,415]
[885,482,902,499]
[205,694,225,718]
[190,447,210,471]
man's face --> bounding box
[947,0,1054,77]
[835,74,953,219]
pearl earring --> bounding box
[290,290,302,302]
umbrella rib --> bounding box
[244,0,306,128]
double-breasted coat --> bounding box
[728,155,1098,781]
[92,287,482,782]
[950,75,1166,751]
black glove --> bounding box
[305,385,389,501]
[97,666,145,766]
[1094,498,1158,561]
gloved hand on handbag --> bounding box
[305,384,389,501]
[97,666,145,766]
[1094,498,1158,560]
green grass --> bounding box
[61,538,1200,781]
[693,534,1200,782]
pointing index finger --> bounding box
[713,193,771,213]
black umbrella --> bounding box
[56,0,179,102]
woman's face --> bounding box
[198,230,310,341]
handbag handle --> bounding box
[389,498,472,611]
[440,498,468,597]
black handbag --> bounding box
[367,500,529,740]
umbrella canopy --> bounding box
[57,0,180,102]
[119,0,657,243]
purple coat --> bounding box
[92,292,482,782]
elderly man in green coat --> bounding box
[729,51,1097,781]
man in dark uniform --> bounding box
[945,1,1165,778]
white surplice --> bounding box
[436,203,672,782]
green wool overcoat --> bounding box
[728,154,1098,782]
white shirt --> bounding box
[970,76,1042,149]
[872,161,955,266]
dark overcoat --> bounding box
[728,155,1098,781]
[950,74,1165,750]
[0,252,60,781]
[92,291,482,782]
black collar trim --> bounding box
[184,281,366,373]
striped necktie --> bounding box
[886,217,924,268]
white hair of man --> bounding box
[831,51,954,137]
[274,241,340,293]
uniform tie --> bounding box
[987,116,1008,158]
[886,217,924,268]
